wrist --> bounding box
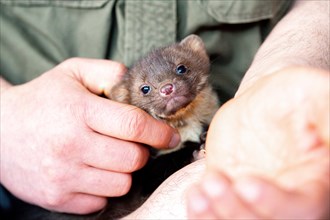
[236,58,313,97]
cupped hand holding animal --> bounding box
[0,58,180,214]
[187,67,330,219]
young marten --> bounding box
[102,35,220,218]
[26,35,219,220]
[110,34,219,156]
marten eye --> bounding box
[175,64,188,75]
[140,85,151,95]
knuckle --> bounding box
[40,181,66,209]
[40,158,71,210]
[41,157,68,185]
[61,57,81,66]
[43,192,65,210]
[114,62,127,76]
[58,57,83,74]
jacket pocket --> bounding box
[197,0,292,24]
[0,0,109,8]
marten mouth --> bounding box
[156,95,192,118]
[167,96,190,113]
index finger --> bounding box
[60,57,127,95]
[84,95,181,149]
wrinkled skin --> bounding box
[187,67,330,219]
[0,58,180,214]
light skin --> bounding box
[187,0,330,218]
[126,0,330,219]
[0,58,180,214]
[1,0,329,218]
[125,67,329,220]
[187,67,330,219]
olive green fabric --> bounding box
[0,0,292,100]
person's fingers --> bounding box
[81,132,149,173]
[83,95,181,149]
[58,58,181,149]
[187,171,260,219]
[186,184,217,219]
[76,166,132,197]
[49,193,107,214]
[199,172,260,219]
[60,58,127,95]
[234,176,330,219]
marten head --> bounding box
[110,35,210,119]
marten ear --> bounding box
[180,34,206,53]
[108,81,130,104]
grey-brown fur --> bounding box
[29,35,220,220]
[110,35,219,154]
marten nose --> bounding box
[160,83,174,96]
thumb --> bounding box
[58,57,181,149]
[84,94,181,149]
[59,58,127,96]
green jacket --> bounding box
[0,0,292,100]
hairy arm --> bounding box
[186,1,330,219]
[237,0,329,96]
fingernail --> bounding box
[235,179,261,203]
[201,173,227,199]
[169,132,181,148]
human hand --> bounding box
[186,67,329,219]
[124,159,206,220]
[0,58,180,214]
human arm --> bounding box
[186,0,330,219]
[237,0,329,96]
[187,67,329,219]
[122,159,206,220]
[0,58,180,214]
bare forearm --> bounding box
[237,0,329,95]
[0,77,12,93]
